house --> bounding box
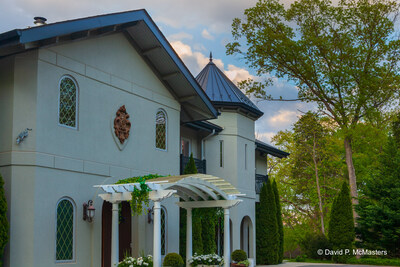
[0,10,288,267]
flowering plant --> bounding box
[188,253,223,266]
[118,255,153,267]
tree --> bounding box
[183,153,198,175]
[356,114,400,257]
[256,180,279,264]
[270,114,343,232]
[0,174,8,264]
[328,182,355,263]
[272,179,284,263]
[227,0,400,220]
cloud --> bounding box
[201,29,214,40]
[167,32,193,42]
[268,110,299,128]
[224,64,254,84]
[170,40,224,74]
[0,0,259,34]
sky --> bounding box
[0,0,315,143]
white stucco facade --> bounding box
[0,10,286,267]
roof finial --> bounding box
[209,51,213,62]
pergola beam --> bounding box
[176,199,242,209]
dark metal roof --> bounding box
[196,57,263,119]
[255,139,289,158]
[182,120,223,133]
[0,10,218,123]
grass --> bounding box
[286,257,400,266]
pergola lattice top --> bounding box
[95,174,244,203]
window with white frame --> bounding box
[181,138,191,157]
[59,76,78,128]
[56,197,75,262]
[161,206,167,255]
[156,109,167,150]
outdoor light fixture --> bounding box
[83,200,95,222]
[147,207,154,224]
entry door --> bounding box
[102,201,132,267]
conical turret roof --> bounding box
[196,55,263,118]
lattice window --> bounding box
[56,198,74,262]
[156,110,167,150]
[161,207,167,255]
[59,76,78,128]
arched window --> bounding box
[59,76,78,128]
[56,197,75,262]
[161,206,167,255]
[155,109,167,150]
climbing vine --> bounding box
[116,174,163,216]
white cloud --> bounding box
[167,32,193,42]
[268,110,299,128]
[170,40,224,74]
[224,64,254,84]
[201,29,214,40]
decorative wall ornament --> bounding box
[114,105,131,144]
[111,105,131,151]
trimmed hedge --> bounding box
[231,249,247,262]
[163,253,184,267]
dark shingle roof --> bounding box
[196,58,263,118]
[255,139,289,158]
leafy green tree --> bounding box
[328,182,355,263]
[0,174,8,265]
[227,0,400,219]
[183,153,198,175]
[192,209,204,255]
[270,114,343,232]
[356,114,400,257]
[256,181,279,264]
[272,179,284,263]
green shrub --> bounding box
[231,249,247,262]
[300,232,332,260]
[328,182,355,263]
[346,257,400,266]
[0,173,8,262]
[163,253,184,267]
[295,255,307,262]
[256,181,279,265]
[272,180,284,263]
[183,153,198,174]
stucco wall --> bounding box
[255,152,268,176]
[206,111,256,198]
[0,33,182,267]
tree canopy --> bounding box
[227,0,400,219]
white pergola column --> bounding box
[224,208,230,267]
[186,208,192,267]
[111,202,120,267]
[153,201,162,267]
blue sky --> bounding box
[0,0,314,142]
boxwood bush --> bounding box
[231,250,247,262]
[163,253,184,267]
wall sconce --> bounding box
[147,207,154,224]
[83,200,95,222]
[16,128,32,145]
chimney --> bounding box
[34,17,47,26]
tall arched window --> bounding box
[59,76,78,128]
[155,109,167,150]
[56,197,75,262]
[161,206,167,255]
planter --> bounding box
[231,264,247,267]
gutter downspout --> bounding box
[201,129,217,160]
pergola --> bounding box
[95,174,244,267]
